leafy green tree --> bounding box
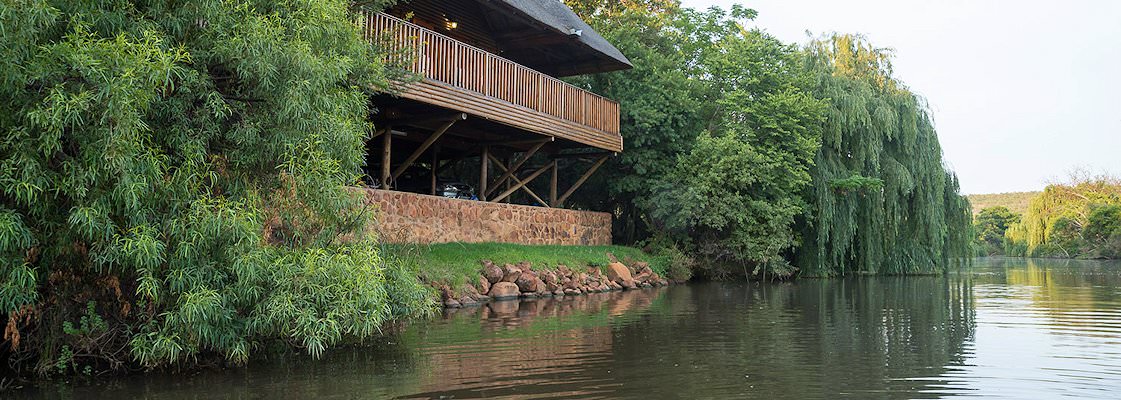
[973,206,1020,256]
[646,11,825,277]
[1086,204,1121,253]
[0,0,432,374]
[569,2,825,276]
[562,0,710,243]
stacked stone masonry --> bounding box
[359,189,612,245]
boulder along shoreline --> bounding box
[437,260,675,308]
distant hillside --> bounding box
[966,192,1039,215]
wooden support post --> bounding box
[430,145,439,195]
[381,125,392,189]
[491,163,553,204]
[556,154,609,206]
[391,113,465,180]
[550,159,558,207]
[485,140,547,197]
[488,154,549,207]
[479,146,489,201]
[503,154,512,203]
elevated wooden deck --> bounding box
[361,12,623,153]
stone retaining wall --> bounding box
[358,189,611,245]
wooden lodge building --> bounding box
[356,0,630,245]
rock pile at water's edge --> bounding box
[438,260,674,308]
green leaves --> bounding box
[1005,176,1121,258]
[621,8,826,276]
[793,34,972,276]
[1,0,433,373]
[972,206,1020,256]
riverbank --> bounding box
[386,243,679,308]
[22,258,1119,399]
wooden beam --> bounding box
[389,127,476,153]
[430,145,438,195]
[491,163,553,204]
[479,146,489,201]
[395,81,623,152]
[381,124,392,189]
[503,154,512,204]
[556,154,609,206]
[371,127,388,139]
[488,154,549,207]
[485,140,547,197]
[391,113,465,180]
[384,112,469,128]
[550,159,558,207]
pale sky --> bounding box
[680,0,1121,194]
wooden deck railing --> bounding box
[361,12,621,136]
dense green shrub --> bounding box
[973,206,1021,256]
[0,0,434,374]
[630,6,825,278]
[637,235,695,282]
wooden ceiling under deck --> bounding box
[372,95,604,154]
[367,97,612,208]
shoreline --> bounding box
[436,259,675,309]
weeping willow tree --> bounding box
[793,34,972,276]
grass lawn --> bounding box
[966,191,1039,215]
[385,242,667,287]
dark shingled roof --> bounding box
[486,0,632,75]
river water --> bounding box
[18,257,1121,399]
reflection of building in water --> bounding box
[401,289,667,398]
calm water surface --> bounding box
[20,257,1121,399]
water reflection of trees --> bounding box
[976,257,1121,336]
[606,277,977,398]
[30,279,980,399]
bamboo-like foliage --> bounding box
[0,0,433,374]
[793,34,972,276]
